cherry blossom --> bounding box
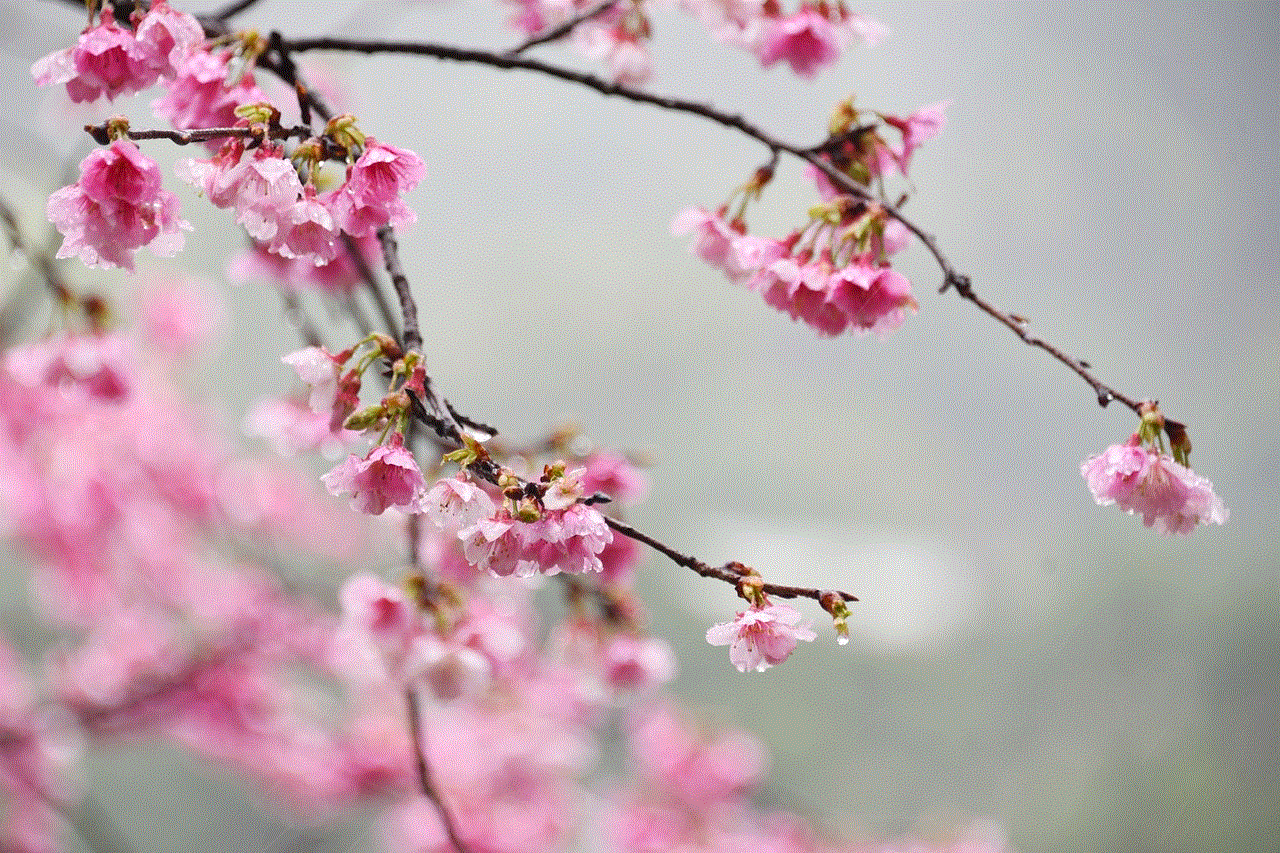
[753,6,846,79]
[883,99,952,173]
[152,47,269,140]
[671,206,760,285]
[706,602,816,671]
[331,139,426,237]
[1081,434,1227,534]
[134,0,206,80]
[47,139,190,272]
[322,433,431,515]
[31,5,158,102]
[282,345,343,414]
[423,473,497,532]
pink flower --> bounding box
[671,206,756,285]
[47,140,190,272]
[152,47,268,140]
[705,603,815,672]
[281,346,342,414]
[1081,435,1228,534]
[883,99,951,173]
[322,433,430,515]
[753,7,845,79]
[134,0,205,80]
[272,186,340,265]
[331,139,425,238]
[31,6,159,103]
[827,262,918,334]
[231,147,305,244]
[423,474,497,532]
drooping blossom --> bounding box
[152,47,269,140]
[753,249,917,336]
[133,0,206,80]
[272,185,340,265]
[753,6,846,79]
[47,140,190,272]
[706,602,815,672]
[1081,434,1227,534]
[281,346,343,414]
[671,206,763,285]
[322,433,430,515]
[749,5,885,78]
[330,139,426,238]
[882,99,952,173]
[31,5,158,102]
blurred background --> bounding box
[1,2,1276,852]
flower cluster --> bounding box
[685,0,886,79]
[31,1,203,103]
[674,100,947,336]
[674,200,917,336]
[505,0,882,85]
[177,134,425,267]
[426,466,614,579]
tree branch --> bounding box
[505,0,620,56]
[278,32,1159,423]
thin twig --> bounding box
[82,121,316,148]
[603,516,858,604]
[405,688,471,853]
[0,195,73,308]
[212,0,265,21]
[505,0,620,56]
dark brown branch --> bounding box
[376,225,422,352]
[279,35,780,144]
[405,688,471,853]
[211,0,264,20]
[279,33,1159,423]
